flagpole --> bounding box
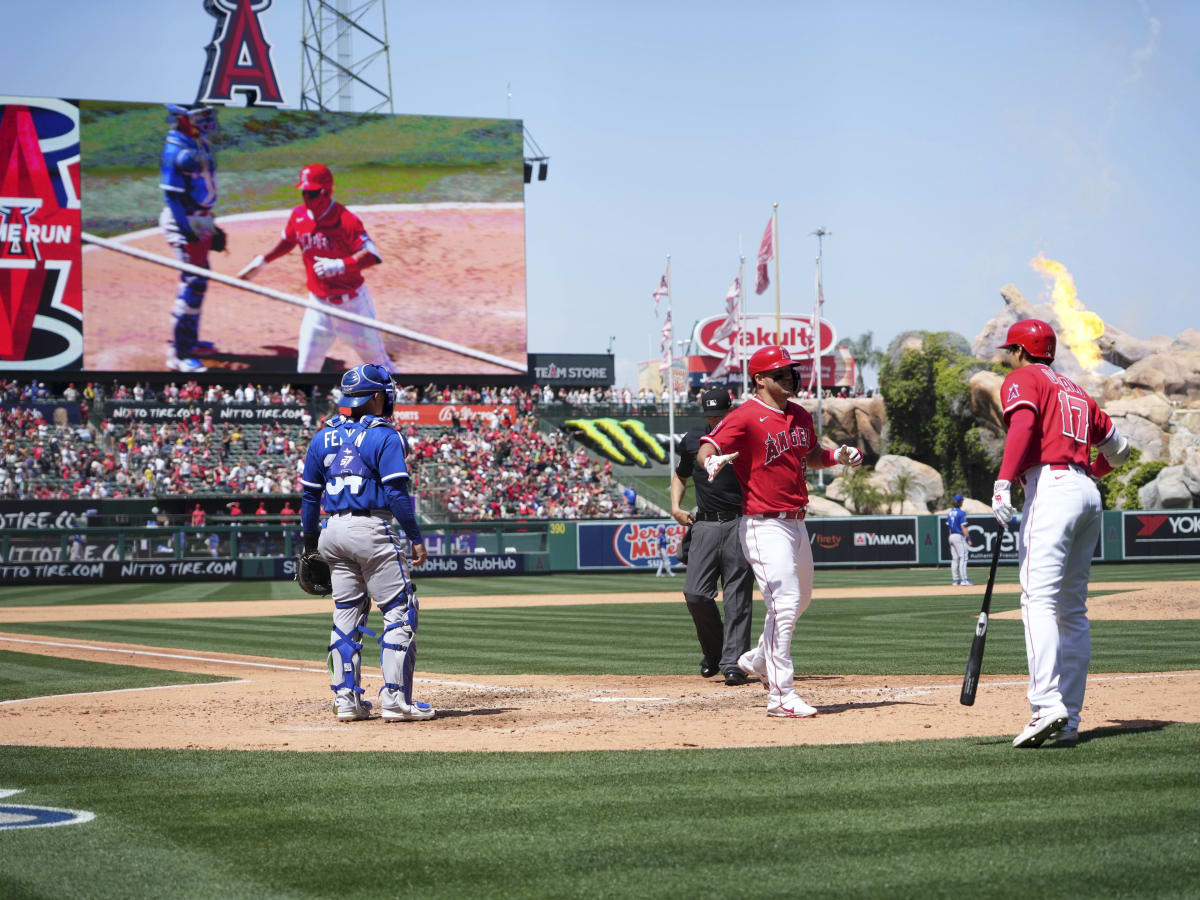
[738,253,747,397]
[665,254,675,475]
[772,202,781,344]
[811,227,830,486]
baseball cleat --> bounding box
[1053,728,1079,747]
[952,580,961,585]
[767,697,818,718]
[961,579,976,586]
[382,700,436,721]
[166,355,207,373]
[1012,705,1069,748]
[333,698,372,722]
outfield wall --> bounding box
[2,507,1197,584]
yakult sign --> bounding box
[693,313,836,360]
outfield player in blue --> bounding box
[654,522,674,577]
[300,364,434,722]
[946,493,973,585]
[160,104,220,373]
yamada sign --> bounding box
[692,313,837,359]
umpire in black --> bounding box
[670,387,755,686]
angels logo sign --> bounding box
[197,0,285,107]
[0,97,82,369]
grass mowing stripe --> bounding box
[0,649,235,702]
[2,561,1195,608]
[4,595,1199,676]
[1,726,1197,899]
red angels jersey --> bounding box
[282,201,377,298]
[1000,364,1115,472]
[700,396,815,515]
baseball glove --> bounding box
[211,225,228,253]
[295,552,332,596]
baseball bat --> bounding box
[959,520,1006,706]
[80,231,526,372]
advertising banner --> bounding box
[0,558,239,585]
[936,515,1101,564]
[807,516,919,566]
[1122,511,1200,560]
[528,353,613,386]
[392,404,517,427]
[103,401,309,424]
[577,520,684,569]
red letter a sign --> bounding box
[198,0,285,106]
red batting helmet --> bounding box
[748,345,802,377]
[999,319,1056,361]
[296,164,333,193]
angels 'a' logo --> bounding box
[198,0,285,106]
[1006,383,1020,403]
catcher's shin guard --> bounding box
[328,595,374,715]
[377,587,418,706]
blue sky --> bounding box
[6,1,1196,386]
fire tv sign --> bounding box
[692,313,836,360]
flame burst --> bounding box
[1029,253,1105,371]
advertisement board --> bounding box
[1122,510,1200,560]
[691,313,837,360]
[807,516,920,566]
[392,404,517,427]
[935,516,1100,564]
[578,520,684,569]
[528,353,614,386]
[102,401,309,424]
[0,94,527,375]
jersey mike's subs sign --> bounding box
[692,313,837,359]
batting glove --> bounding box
[835,445,863,467]
[237,255,266,281]
[704,451,739,482]
[313,256,347,279]
[991,479,1014,525]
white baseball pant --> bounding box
[1018,463,1102,732]
[737,516,813,709]
[298,284,393,372]
[948,533,967,583]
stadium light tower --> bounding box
[300,0,394,113]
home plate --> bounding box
[589,696,670,703]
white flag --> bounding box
[652,273,668,315]
[711,276,741,342]
[710,343,738,381]
[658,313,672,369]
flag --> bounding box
[755,216,773,294]
[658,313,672,369]
[711,276,741,342]
[710,342,738,381]
[652,273,668,314]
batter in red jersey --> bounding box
[238,164,395,373]
[697,345,863,718]
[991,319,1130,749]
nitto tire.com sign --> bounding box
[1123,511,1200,559]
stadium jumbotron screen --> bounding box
[0,95,528,375]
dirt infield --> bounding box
[82,204,526,374]
[2,581,1196,753]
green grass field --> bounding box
[2,566,1196,897]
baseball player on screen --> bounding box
[992,319,1130,748]
[697,345,863,718]
[299,363,434,722]
[159,104,221,374]
[239,164,395,373]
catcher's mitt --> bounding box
[295,552,332,596]
[211,225,228,253]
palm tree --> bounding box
[839,331,885,393]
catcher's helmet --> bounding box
[297,163,334,193]
[999,319,1056,361]
[748,345,801,378]
[166,104,218,136]
[339,363,395,417]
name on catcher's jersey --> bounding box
[1000,364,1114,473]
[700,396,815,516]
[283,201,378,298]
[300,415,411,514]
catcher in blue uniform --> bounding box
[159,103,224,373]
[298,363,434,722]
